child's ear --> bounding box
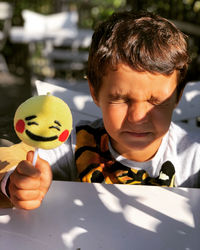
[88,80,99,106]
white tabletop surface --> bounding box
[0,181,200,250]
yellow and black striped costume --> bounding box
[75,124,175,187]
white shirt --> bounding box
[38,120,200,188]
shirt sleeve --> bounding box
[0,142,33,197]
[1,167,15,197]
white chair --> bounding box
[22,9,78,35]
[35,80,101,125]
[173,81,200,131]
[0,2,13,71]
[21,9,91,78]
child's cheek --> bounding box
[15,119,25,133]
[59,130,69,142]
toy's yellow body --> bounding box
[14,94,73,149]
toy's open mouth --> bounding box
[25,130,58,141]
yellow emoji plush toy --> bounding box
[14,94,73,150]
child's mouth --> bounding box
[125,131,151,138]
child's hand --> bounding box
[8,151,52,210]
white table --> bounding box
[35,80,101,125]
[0,181,200,250]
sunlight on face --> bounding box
[92,64,178,161]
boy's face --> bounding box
[90,64,178,161]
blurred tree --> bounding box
[7,0,57,26]
[4,0,200,81]
[126,0,200,24]
[7,0,200,26]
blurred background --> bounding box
[0,0,200,145]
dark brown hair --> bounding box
[87,10,190,98]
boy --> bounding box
[1,10,200,210]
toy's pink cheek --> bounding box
[15,119,25,133]
[59,129,69,142]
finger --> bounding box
[35,154,51,173]
[12,188,41,201]
[26,150,35,163]
[9,181,43,208]
[11,197,42,210]
[34,156,53,186]
[10,172,40,190]
[16,160,41,178]
[27,151,52,181]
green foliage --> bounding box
[76,0,126,28]
[6,0,200,26]
[6,0,55,26]
[129,0,200,24]
[4,0,200,80]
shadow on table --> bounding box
[1,181,199,250]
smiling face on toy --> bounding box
[14,94,73,149]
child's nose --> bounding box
[127,102,149,123]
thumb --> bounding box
[29,151,53,184]
[26,150,35,163]
[26,150,52,194]
[26,150,51,173]
[26,150,42,167]
[34,152,53,198]
[26,150,49,172]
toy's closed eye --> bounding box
[27,121,39,126]
[49,120,61,131]
[49,125,60,131]
[25,115,37,121]
[25,115,38,126]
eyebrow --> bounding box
[25,115,37,121]
[108,92,129,99]
[54,120,61,126]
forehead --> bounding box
[101,64,178,98]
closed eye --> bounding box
[108,93,130,104]
[26,115,38,126]
[25,115,37,121]
[54,120,61,127]
[108,96,129,104]
[109,99,129,104]
[49,126,60,131]
[148,97,171,107]
[27,122,39,126]
[148,96,163,106]
[49,120,62,131]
